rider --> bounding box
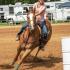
[16,0,48,41]
[33,0,48,38]
[16,8,29,41]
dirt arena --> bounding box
[0,23,70,70]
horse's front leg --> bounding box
[11,45,22,66]
[19,44,26,59]
[14,47,34,70]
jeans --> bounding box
[17,22,28,35]
[40,20,48,35]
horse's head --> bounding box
[26,7,35,30]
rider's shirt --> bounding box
[33,2,47,23]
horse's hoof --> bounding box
[14,64,19,70]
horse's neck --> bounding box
[34,25,41,35]
[28,25,40,36]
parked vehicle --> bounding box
[6,12,27,24]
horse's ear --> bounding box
[25,7,29,13]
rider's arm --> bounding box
[44,12,48,20]
[35,6,46,16]
[33,2,46,16]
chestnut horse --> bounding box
[11,8,52,70]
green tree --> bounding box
[46,0,60,1]
[0,0,61,5]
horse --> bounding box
[11,8,52,70]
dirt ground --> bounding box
[0,23,70,70]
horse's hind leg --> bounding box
[11,46,22,66]
[33,47,41,60]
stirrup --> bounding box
[44,34,47,38]
[16,36,20,41]
[41,34,47,39]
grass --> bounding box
[0,22,19,26]
[0,21,70,27]
[51,20,70,24]
[0,22,9,26]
